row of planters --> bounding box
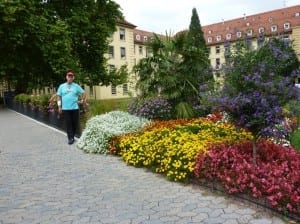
[77,111,300,220]
[8,93,87,137]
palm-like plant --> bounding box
[134,30,213,118]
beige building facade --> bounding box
[89,5,300,100]
[1,5,300,99]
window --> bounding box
[111,85,116,95]
[89,86,93,96]
[123,83,128,95]
[224,45,230,55]
[284,22,290,29]
[215,45,220,54]
[282,35,290,46]
[208,30,212,34]
[269,17,273,22]
[207,37,212,43]
[144,36,148,41]
[215,58,221,69]
[119,28,125,40]
[226,33,231,40]
[108,46,114,58]
[257,35,264,49]
[146,49,150,57]
[247,29,253,36]
[271,25,277,32]
[136,34,140,41]
[139,46,143,55]
[236,32,242,38]
[296,12,300,17]
[109,64,115,72]
[258,27,264,34]
[120,47,126,59]
[246,22,250,26]
[216,35,222,41]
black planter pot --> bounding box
[9,102,81,137]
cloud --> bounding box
[115,0,299,34]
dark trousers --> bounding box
[63,109,79,140]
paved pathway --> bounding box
[0,108,291,224]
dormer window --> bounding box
[136,34,140,41]
[284,22,290,29]
[144,36,148,41]
[236,31,242,38]
[271,25,277,32]
[207,37,212,43]
[226,33,231,40]
[216,35,222,41]
[258,27,264,33]
[269,17,273,22]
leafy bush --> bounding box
[194,140,300,215]
[77,111,150,154]
[128,97,173,120]
[14,93,31,104]
[217,38,300,139]
[290,129,300,152]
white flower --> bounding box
[77,110,150,154]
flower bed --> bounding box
[77,111,299,219]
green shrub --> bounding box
[14,93,31,104]
[290,129,300,152]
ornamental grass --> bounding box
[118,119,252,182]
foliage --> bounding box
[0,1,75,92]
[215,37,300,165]
[0,0,125,92]
[128,97,173,120]
[119,118,252,182]
[194,140,300,215]
[290,129,300,152]
[218,37,300,139]
[77,111,150,154]
[14,93,53,113]
[133,8,213,119]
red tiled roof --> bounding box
[117,19,137,29]
[202,5,300,45]
[133,29,164,44]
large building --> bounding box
[1,5,299,99]
[203,5,300,81]
[87,4,300,100]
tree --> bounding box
[133,8,213,119]
[217,37,300,165]
[46,0,125,87]
[0,0,126,93]
[0,0,75,93]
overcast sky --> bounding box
[114,0,300,34]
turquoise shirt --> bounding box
[57,82,84,110]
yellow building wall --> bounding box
[85,25,137,100]
[291,26,300,61]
